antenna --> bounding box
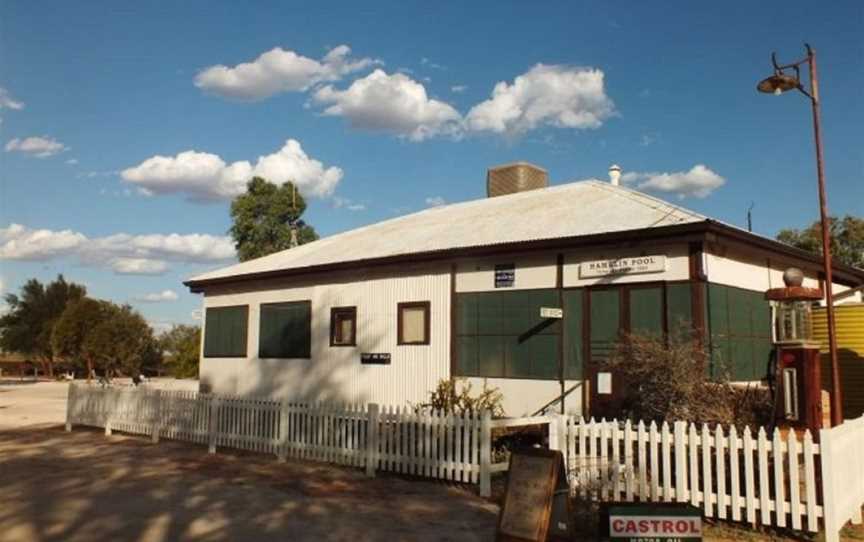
[747,202,755,232]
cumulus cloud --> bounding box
[0,87,24,110]
[5,136,68,158]
[465,64,615,137]
[313,69,463,141]
[111,258,169,275]
[194,45,378,101]
[135,290,179,303]
[65,158,79,165]
[425,196,446,207]
[451,85,467,93]
[121,139,343,201]
[332,196,366,211]
[621,164,726,199]
[0,224,236,273]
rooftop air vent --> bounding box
[486,162,548,198]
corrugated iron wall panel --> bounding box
[814,304,864,418]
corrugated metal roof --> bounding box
[190,180,709,283]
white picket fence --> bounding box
[65,383,490,484]
[65,383,864,541]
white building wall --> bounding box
[465,377,584,417]
[199,265,451,407]
[455,254,556,292]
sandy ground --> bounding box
[0,381,499,542]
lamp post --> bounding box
[757,44,843,426]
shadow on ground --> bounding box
[0,426,497,542]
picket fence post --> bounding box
[150,389,162,444]
[104,387,115,436]
[208,396,220,454]
[278,401,289,463]
[480,410,492,498]
[366,403,380,477]
[65,382,76,432]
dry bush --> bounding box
[600,332,773,429]
[414,377,505,418]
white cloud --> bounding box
[194,45,378,101]
[0,87,24,110]
[332,196,366,211]
[5,136,68,158]
[111,258,169,275]
[65,158,79,165]
[451,85,467,93]
[135,290,179,303]
[465,64,615,137]
[313,69,463,141]
[621,164,726,199]
[425,196,446,207]
[121,139,343,201]
[0,224,236,273]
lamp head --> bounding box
[757,72,800,95]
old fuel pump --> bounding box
[766,268,827,432]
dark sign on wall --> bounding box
[495,263,516,288]
[360,353,391,365]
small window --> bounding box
[397,301,430,345]
[259,301,311,359]
[203,305,249,358]
[330,306,357,346]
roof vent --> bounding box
[486,162,548,198]
[609,164,622,186]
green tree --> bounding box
[159,325,201,378]
[82,303,160,377]
[229,177,318,262]
[777,215,864,269]
[51,297,111,381]
[0,275,86,377]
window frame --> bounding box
[329,306,357,347]
[258,300,312,359]
[203,304,249,358]
[397,301,431,345]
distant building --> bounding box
[184,163,864,417]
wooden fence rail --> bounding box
[65,383,864,541]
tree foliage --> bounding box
[229,177,318,262]
[159,324,201,378]
[777,214,864,269]
[0,275,86,376]
[82,303,159,377]
[51,297,111,380]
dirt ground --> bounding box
[0,426,498,542]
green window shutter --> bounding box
[203,305,248,357]
[259,301,311,358]
[666,283,693,332]
[477,336,505,378]
[563,289,583,380]
[630,286,664,338]
[457,336,479,376]
[590,289,620,363]
[456,294,479,336]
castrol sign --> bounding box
[608,505,702,541]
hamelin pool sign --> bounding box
[579,255,666,278]
[608,504,702,541]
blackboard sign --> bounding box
[496,448,570,542]
[360,353,391,365]
[495,264,515,288]
[607,503,702,541]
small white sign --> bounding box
[580,255,666,278]
[540,307,563,319]
[597,372,612,394]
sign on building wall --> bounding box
[579,255,667,278]
[361,353,391,365]
[495,263,516,288]
[608,504,702,541]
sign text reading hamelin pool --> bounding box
[580,255,666,278]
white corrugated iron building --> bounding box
[184,163,864,417]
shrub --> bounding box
[599,331,773,429]
[415,378,504,418]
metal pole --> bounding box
[807,46,843,426]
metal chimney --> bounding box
[486,162,548,198]
[609,164,622,186]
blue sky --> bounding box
[1,1,862,331]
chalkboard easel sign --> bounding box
[496,448,571,542]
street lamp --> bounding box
[757,44,843,426]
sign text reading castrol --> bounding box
[610,516,702,539]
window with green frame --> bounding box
[455,289,562,380]
[203,305,249,358]
[707,284,772,381]
[259,301,311,359]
